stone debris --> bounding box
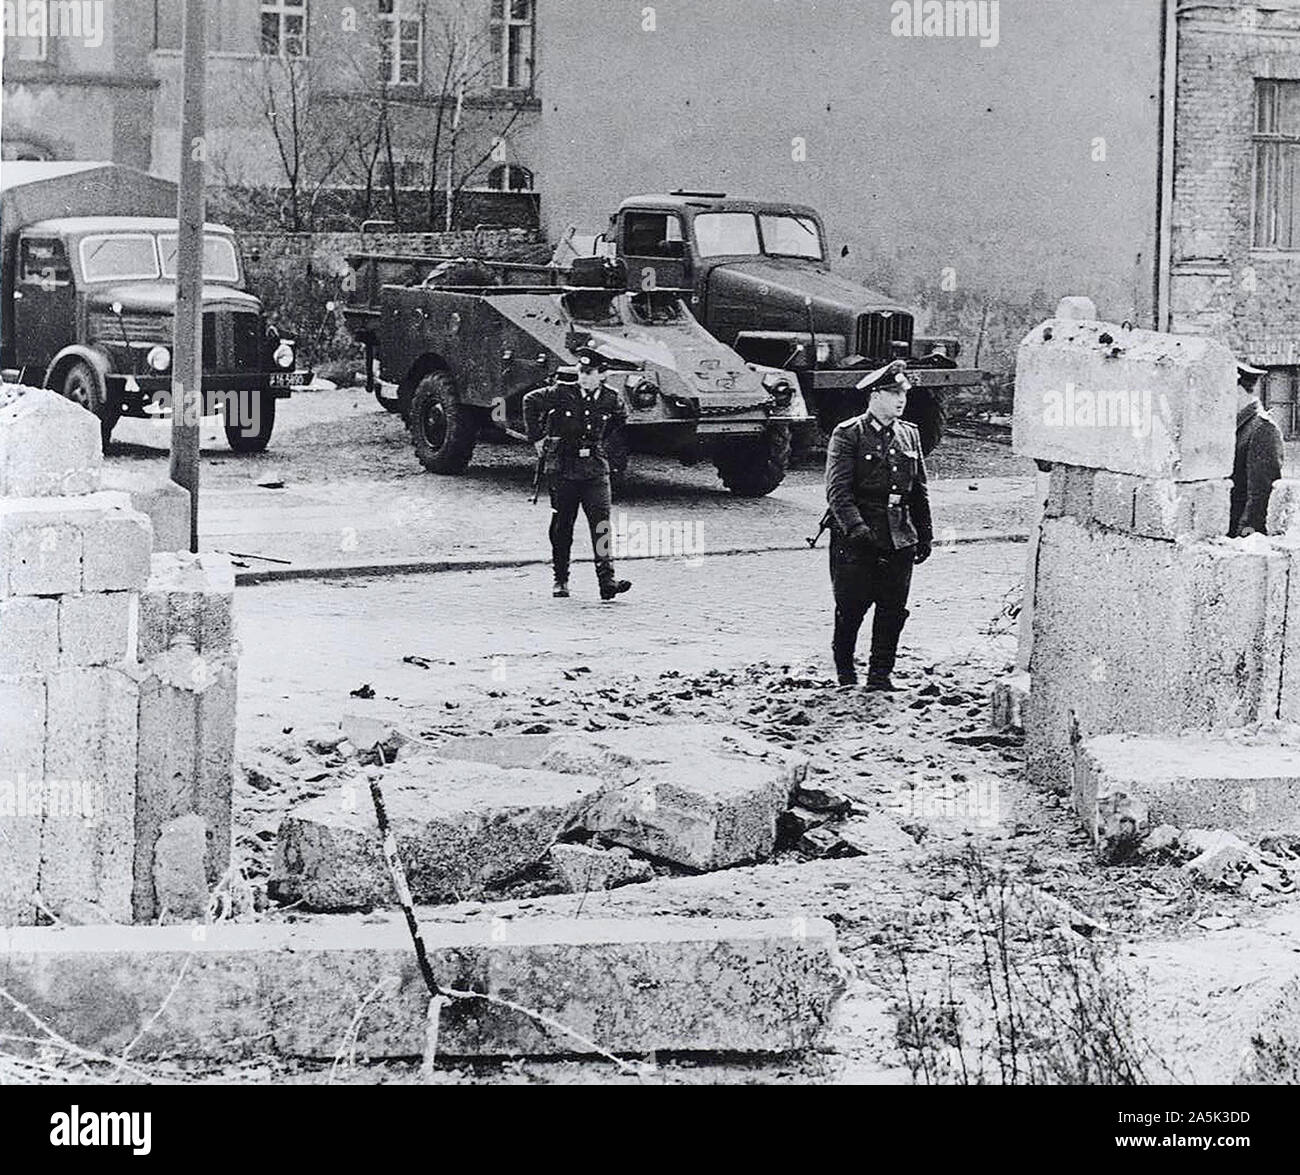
[548,842,654,892]
[271,755,604,910]
[339,712,409,765]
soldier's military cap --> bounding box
[573,346,612,372]
[1237,359,1266,383]
[855,358,912,393]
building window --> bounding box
[261,0,307,57]
[378,0,422,86]
[490,0,533,89]
[486,164,533,192]
[1253,79,1300,249]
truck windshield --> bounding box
[694,212,761,257]
[158,234,240,283]
[79,234,160,282]
[759,214,823,259]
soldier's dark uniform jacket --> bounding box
[825,414,933,552]
[1231,400,1284,536]
[522,368,628,477]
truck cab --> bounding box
[1,162,307,450]
[606,192,976,447]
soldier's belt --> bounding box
[860,494,905,506]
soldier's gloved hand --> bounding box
[913,541,932,565]
[846,524,875,551]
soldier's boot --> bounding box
[596,559,631,602]
[866,607,909,691]
[552,578,570,598]
[832,604,864,685]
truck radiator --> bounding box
[857,311,914,361]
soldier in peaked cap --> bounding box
[824,359,934,689]
[1230,359,1284,537]
[523,346,632,600]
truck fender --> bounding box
[44,345,113,402]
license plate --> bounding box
[269,372,297,388]
[578,447,591,457]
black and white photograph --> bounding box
[0,0,1295,1144]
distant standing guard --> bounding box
[523,347,633,601]
[824,359,933,689]
[1230,360,1284,537]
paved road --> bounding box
[107,386,1038,570]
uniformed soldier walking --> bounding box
[523,347,633,601]
[824,359,933,689]
[1230,359,1284,537]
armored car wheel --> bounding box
[224,388,277,453]
[60,359,118,450]
[712,423,791,497]
[410,371,477,474]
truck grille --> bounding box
[90,308,264,373]
[88,310,172,343]
[858,311,914,361]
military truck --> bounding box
[341,252,808,496]
[0,161,309,450]
[567,191,983,453]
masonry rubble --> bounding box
[1010,320,1300,856]
[0,386,236,925]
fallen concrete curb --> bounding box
[0,915,844,1060]
[232,533,1029,586]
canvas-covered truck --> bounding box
[341,251,809,496]
[0,161,310,450]
[560,191,983,453]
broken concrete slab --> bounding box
[1027,517,1287,790]
[134,647,236,921]
[990,669,1029,732]
[434,724,804,871]
[1076,729,1300,850]
[1013,319,1236,479]
[0,915,845,1059]
[548,842,653,892]
[271,757,603,910]
[137,551,234,661]
[0,386,101,498]
[153,814,209,921]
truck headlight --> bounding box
[273,340,295,370]
[625,373,659,409]
[146,345,171,372]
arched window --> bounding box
[486,164,533,192]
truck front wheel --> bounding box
[410,371,477,474]
[224,388,277,453]
[60,359,118,450]
[711,423,791,497]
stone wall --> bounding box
[0,386,236,925]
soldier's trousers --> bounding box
[829,539,915,683]
[549,474,615,585]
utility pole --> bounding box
[171,0,206,552]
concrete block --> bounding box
[0,915,845,1059]
[1013,318,1236,479]
[1132,479,1231,541]
[0,596,58,675]
[128,482,190,553]
[42,667,138,924]
[548,842,654,892]
[134,647,236,922]
[435,724,804,870]
[1052,464,1095,520]
[58,592,137,667]
[153,814,209,921]
[137,552,234,661]
[81,509,153,592]
[0,675,45,925]
[1076,729,1300,845]
[1027,519,1287,791]
[0,386,101,498]
[1267,479,1300,536]
[271,757,602,911]
[0,491,139,597]
[1089,471,1136,531]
